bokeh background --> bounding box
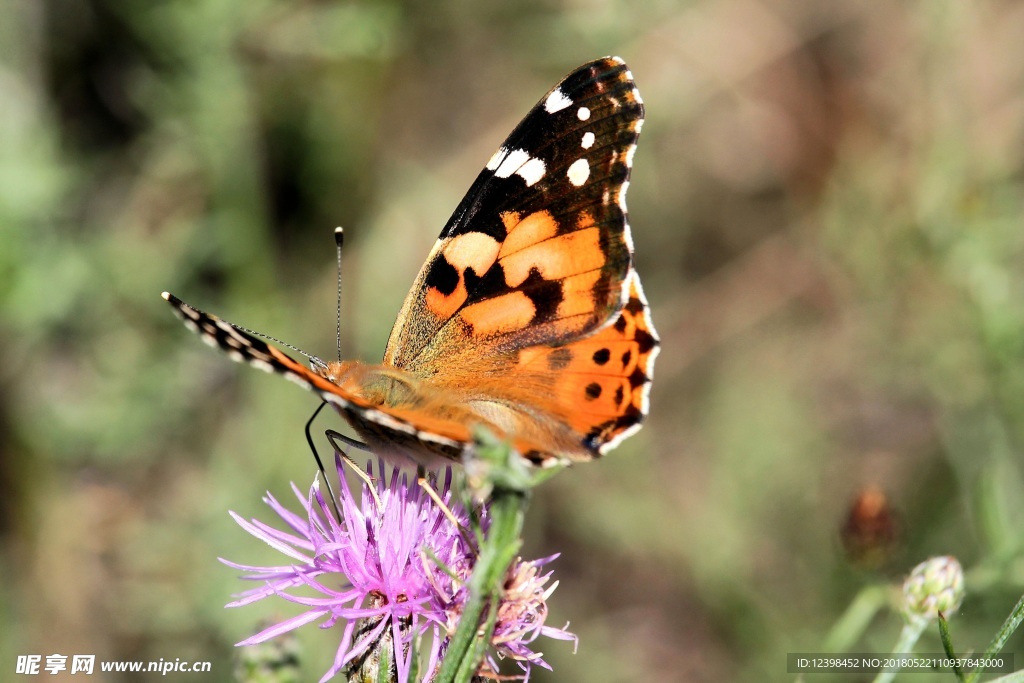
[3,1,1024,681]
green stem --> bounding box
[823,584,890,653]
[872,619,927,683]
[433,487,527,683]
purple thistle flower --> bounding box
[222,457,575,682]
[480,556,578,681]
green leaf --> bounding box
[937,611,965,682]
[967,592,1024,683]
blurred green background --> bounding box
[3,1,1024,681]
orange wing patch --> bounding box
[498,210,556,253]
[499,225,604,288]
[461,290,536,337]
[414,207,626,371]
[423,232,501,320]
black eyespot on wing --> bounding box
[425,257,460,296]
[518,268,563,324]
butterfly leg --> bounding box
[325,430,384,507]
[305,402,341,522]
[325,429,373,452]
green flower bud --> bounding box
[902,556,965,622]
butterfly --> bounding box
[163,56,658,467]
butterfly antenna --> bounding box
[334,226,344,364]
[299,227,346,524]
[305,401,341,522]
[229,322,330,375]
[166,294,329,373]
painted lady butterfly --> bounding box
[163,57,658,467]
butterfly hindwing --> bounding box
[552,271,658,454]
[473,271,659,460]
[384,57,644,374]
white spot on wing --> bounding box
[249,359,274,374]
[624,143,637,168]
[227,328,252,347]
[581,132,595,149]
[516,157,546,186]
[494,148,530,178]
[365,409,417,435]
[416,430,461,448]
[486,146,508,171]
[493,148,546,186]
[544,88,572,114]
[321,392,350,409]
[286,373,312,391]
[577,106,591,121]
[619,180,635,252]
[600,422,641,454]
[567,158,590,187]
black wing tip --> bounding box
[583,55,631,75]
[556,57,639,108]
[581,55,626,66]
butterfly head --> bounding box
[313,359,366,387]
[310,356,334,380]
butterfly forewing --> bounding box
[384,57,645,373]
